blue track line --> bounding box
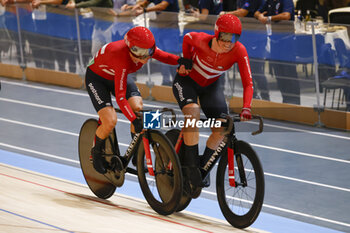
[0,208,75,232]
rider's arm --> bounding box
[236,43,253,109]
[182,32,196,59]
[152,47,180,65]
[114,69,137,122]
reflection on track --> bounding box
[0,164,259,233]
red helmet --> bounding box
[124,26,155,59]
[214,14,242,42]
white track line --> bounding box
[202,190,350,228]
[2,79,350,140]
[199,133,350,164]
[1,98,349,164]
[1,96,349,164]
[1,118,350,193]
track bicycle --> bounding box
[166,114,265,228]
[78,108,183,215]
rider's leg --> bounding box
[182,103,202,186]
[128,96,143,135]
[200,124,225,187]
[172,74,202,186]
[86,68,116,174]
[126,77,143,137]
[199,77,228,186]
[202,123,225,165]
[92,106,117,174]
[128,96,143,166]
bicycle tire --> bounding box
[165,129,192,212]
[78,119,116,199]
[137,130,183,215]
[216,140,265,229]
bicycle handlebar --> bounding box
[222,114,264,136]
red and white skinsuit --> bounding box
[183,32,253,109]
[89,40,179,122]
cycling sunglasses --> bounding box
[218,32,240,43]
[130,45,155,60]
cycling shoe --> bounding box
[91,147,107,174]
[186,167,202,187]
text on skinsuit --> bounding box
[174,82,185,101]
[119,69,127,91]
[244,56,252,79]
[88,83,104,105]
[203,140,226,171]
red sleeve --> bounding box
[115,68,137,122]
[236,43,253,109]
[182,32,195,59]
[152,47,179,65]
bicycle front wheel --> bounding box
[78,119,116,199]
[216,140,265,229]
[137,130,183,215]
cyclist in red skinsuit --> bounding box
[172,14,253,189]
[86,26,191,174]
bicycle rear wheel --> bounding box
[216,140,265,229]
[78,119,116,199]
[137,130,183,215]
[165,129,192,212]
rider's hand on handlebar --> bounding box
[240,108,252,121]
[132,117,143,133]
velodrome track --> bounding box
[0,77,349,233]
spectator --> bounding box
[221,0,270,101]
[1,0,31,67]
[66,0,114,57]
[223,0,236,11]
[65,0,113,9]
[195,0,223,20]
[254,0,301,104]
[183,0,199,11]
[31,0,79,73]
[129,0,179,14]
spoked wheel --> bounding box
[165,129,192,212]
[216,140,265,229]
[78,119,116,199]
[137,130,183,215]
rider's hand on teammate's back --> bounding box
[177,57,193,76]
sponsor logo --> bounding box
[143,110,162,129]
[119,69,127,91]
[88,83,104,105]
[142,110,222,130]
[174,82,185,101]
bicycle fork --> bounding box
[142,131,155,176]
[228,139,248,188]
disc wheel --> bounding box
[78,119,116,199]
[165,129,193,212]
